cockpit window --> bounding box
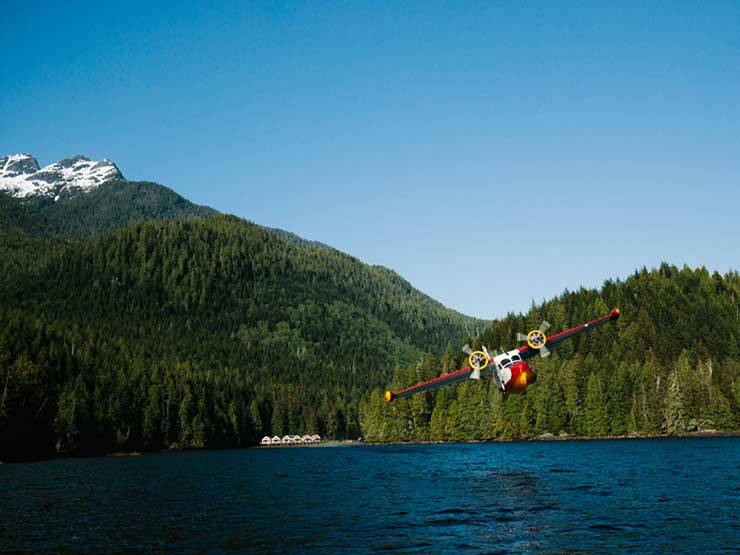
[500,358,512,368]
[511,354,521,362]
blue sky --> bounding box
[3,1,739,319]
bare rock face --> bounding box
[0,153,40,177]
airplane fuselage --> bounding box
[489,349,537,394]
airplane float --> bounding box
[385,308,620,402]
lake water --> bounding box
[1,438,739,554]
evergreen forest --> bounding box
[362,266,740,442]
[0,189,482,460]
[1,185,739,461]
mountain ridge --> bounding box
[0,150,487,460]
[0,153,472,322]
[1,153,122,200]
[0,153,366,255]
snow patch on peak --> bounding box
[1,153,40,177]
[0,153,124,199]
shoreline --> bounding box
[4,431,739,464]
[362,429,740,446]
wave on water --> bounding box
[2,437,739,554]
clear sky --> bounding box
[3,1,739,319]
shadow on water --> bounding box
[469,469,547,503]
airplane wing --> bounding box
[384,308,620,402]
[517,308,620,360]
[384,361,492,403]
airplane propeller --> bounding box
[517,320,552,358]
[462,343,489,380]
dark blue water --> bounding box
[1,438,739,554]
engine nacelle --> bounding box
[504,361,537,395]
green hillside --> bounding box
[15,180,216,240]
[4,178,739,461]
[0,212,483,460]
[362,264,740,442]
[0,191,56,235]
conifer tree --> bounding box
[583,373,606,435]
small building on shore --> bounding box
[259,433,323,446]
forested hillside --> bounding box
[3,178,740,461]
[362,265,740,442]
[2,179,216,240]
[0,214,483,460]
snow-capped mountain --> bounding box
[0,153,123,200]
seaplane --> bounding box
[385,308,620,402]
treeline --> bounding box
[0,308,355,457]
[362,265,740,442]
[0,213,482,460]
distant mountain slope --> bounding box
[1,153,217,240]
[0,191,55,235]
[0,154,122,199]
[1,153,333,246]
[8,214,483,365]
[36,179,216,240]
[1,179,215,241]
[0,210,485,460]
[0,151,489,461]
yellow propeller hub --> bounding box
[468,351,489,371]
[526,329,547,349]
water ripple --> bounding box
[1,438,739,554]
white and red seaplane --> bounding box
[385,308,620,402]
